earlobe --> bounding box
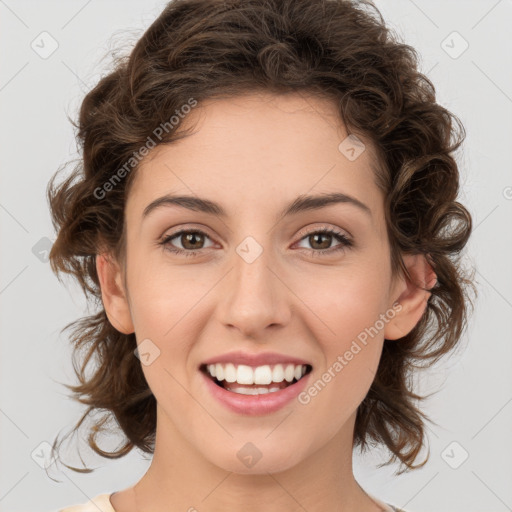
[384,253,437,341]
[96,253,135,335]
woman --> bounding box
[47,0,476,510]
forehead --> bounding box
[126,92,384,222]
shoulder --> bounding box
[387,505,408,512]
[368,493,408,512]
[58,493,115,512]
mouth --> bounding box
[199,363,313,395]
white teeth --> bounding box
[237,364,255,385]
[224,385,283,395]
[205,363,308,385]
[254,365,272,385]
[272,364,285,382]
[215,363,224,381]
[224,363,237,383]
[284,364,295,383]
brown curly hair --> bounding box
[46,0,477,476]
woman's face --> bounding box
[105,92,418,474]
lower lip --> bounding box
[200,369,311,416]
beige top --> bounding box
[57,492,407,512]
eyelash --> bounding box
[159,227,353,258]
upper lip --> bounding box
[201,350,312,368]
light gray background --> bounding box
[1,1,511,511]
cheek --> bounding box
[295,264,391,345]
[127,256,204,335]
[294,266,389,402]
[125,271,197,389]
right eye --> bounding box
[160,229,215,257]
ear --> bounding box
[384,253,437,341]
[96,252,134,335]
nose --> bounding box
[215,240,291,340]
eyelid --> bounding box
[160,223,217,240]
[296,224,350,239]
[160,223,353,257]
[161,223,350,244]
[160,225,218,250]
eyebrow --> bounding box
[142,192,372,221]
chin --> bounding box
[204,441,306,475]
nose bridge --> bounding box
[234,234,273,291]
[219,233,289,336]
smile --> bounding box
[201,362,312,394]
[199,362,313,415]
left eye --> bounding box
[160,228,352,257]
[295,228,352,254]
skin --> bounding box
[97,91,436,512]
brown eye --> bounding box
[295,228,353,256]
[180,231,206,250]
[160,229,214,256]
[307,232,332,250]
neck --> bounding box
[131,405,382,512]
